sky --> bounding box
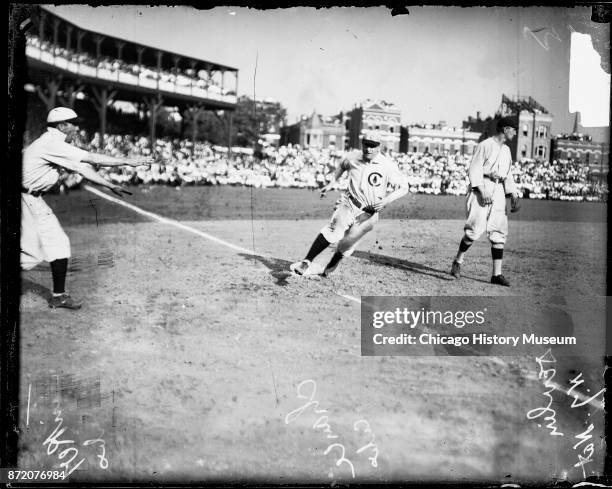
[44,5,609,139]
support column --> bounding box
[90,85,117,143]
[185,104,203,145]
[228,111,233,160]
[76,30,85,53]
[38,9,46,42]
[156,51,163,90]
[136,47,145,83]
[36,76,62,111]
[116,40,125,61]
[94,34,104,60]
[144,94,163,147]
[136,47,145,65]
[66,26,73,52]
[52,18,60,55]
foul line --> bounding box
[83,185,604,410]
[84,185,258,256]
[26,383,31,427]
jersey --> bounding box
[22,128,88,193]
[467,137,517,196]
[340,150,407,207]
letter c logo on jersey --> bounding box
[368,172,383,187]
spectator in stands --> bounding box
[51,127,607,203]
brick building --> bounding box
[551,134,609,177]
[346,100,401,152]
[464,95,553,161]
[400,122,481,155]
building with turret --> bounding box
[280,112,346,149]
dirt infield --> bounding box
[18,186,606,483]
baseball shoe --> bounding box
[321,260,341,278]
[491,275,510,287]
[450,260,461,279]
[48,293,83,310]
[290,259,311,276]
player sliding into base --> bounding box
[450,116,521,286]
[21,107,153,309]
[290,132,408,277]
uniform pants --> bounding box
[321,197,379,257]
[21,193,71,270]
[463,181,508,246]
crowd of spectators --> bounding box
[57,132,608,202]
[26,35,235,98]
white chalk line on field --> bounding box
[84,185,604,410]
[85,185,259,256]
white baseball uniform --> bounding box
[21,128,88,270]
[322,150,407,256]
[463,137,518,246]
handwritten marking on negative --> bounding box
[526,349,564,436]
[42,402,109,476]
[523,26,562,51]
[285,379,380,479]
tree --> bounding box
[180,96,287,147]
[232,96,287,147]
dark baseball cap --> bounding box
[496,116,518,132]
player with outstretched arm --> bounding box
[21,107,153,309]
[450,116,521,286]
[290,132,408,277]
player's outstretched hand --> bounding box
[320,185,331,198]
[510,195,521,213]
[109,184,132,198]
[128,156,154,168]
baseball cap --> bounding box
[362,131,382,147]
[496,116,518,132]
[47,107,79,124]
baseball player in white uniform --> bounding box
[450,116,521,286]
[290,132,408,276]
[22,107,153,309]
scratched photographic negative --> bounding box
[7,3,609,486]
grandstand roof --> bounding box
[36,6,238,74]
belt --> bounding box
[22,186,44,197]
[484,174,505,184]
[348,192,365,210]
[348,193,376,214]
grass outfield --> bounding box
[18,186,606,483]
[43,185,607,224]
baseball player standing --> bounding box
[290,132,408,276]
[21,107,153,309]
[450,116,521,286]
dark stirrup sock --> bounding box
[325,251,344,271]
[459,238,472,253]
[50,258,69,294]
[491,247,504,260]
[305,233,331,262]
